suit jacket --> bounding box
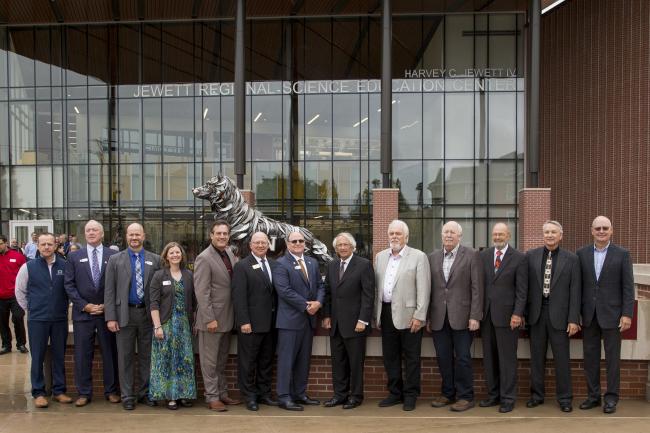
[526,247,581,330]
[273,252,325,330]
[429,245,484,331]
[64,246,117,322]
[231,254,278,333]
[577,243,634,329]
[480,245,528,327]
[193,245,238,332]
[323,254,375,338]
[149,268,195,326]
[374,246,431,330]
[104,249,161,327]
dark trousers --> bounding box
[481,312,519,403]
[237,331,274,402]
[115,306,152,401]
[0,297,26,349]
[431,314,474,401]
[583,316,621,403]
[28,320,67,398]
[529,304,572,404]
[276,327,313,402]
[380,303,423,399]
[73,317,119,399]
[330,326,366,401]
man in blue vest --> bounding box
[15,232,72,409]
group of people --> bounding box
[3,214,633,416]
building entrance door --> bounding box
[9,219,54,246]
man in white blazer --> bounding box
[374,220,431,411]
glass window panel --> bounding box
[401,218,423,251]
[119,25,140,85]
[163,97,194,163]
[143,209,163,252]
[332,161,361,206]
[393,94,422,159]
[67,165,88,207]
[221,97,234,161]
[66,27,88,86]
[52,101,63,164]
[89,164,110,207]
[423,160,444,209]
[489,205,518,219]
[52,165,64,207]
[475,15,488,70]
[517,92,524,158]
[368,93,380,159]
[144,164,162,206]
[37,166,52,207]
[304,161,331,214]
[475,91,487,159]
[252,162,284,208]
[50,28,63,86]
[250,95,283,161]
[489,92,516,159]
[144,98,162,163]
[445,15,473,75]
[489,160,516,204]
[143,24,162,84]
[162,24,194,83]
[304,95,331,160]
[517,160,524,198]
[393,160,422,207]
[163,210,199,262]
[423,93,443,159]
[163,163,194,205]
[88,100,109,164]
[249,21,284,81]
[475,219,488,250]
[332,19,368,80]
[119,99,142,163]
[88,26,110,85]
[489,15,517,71]
[8,29,34,87]
[35,29,51,86]
[118,164,142,206]
[0,28,6,87]
[475,159,488,204]
[445,93,473,159]
[67,100,88,164]
[0,103,8,164]
[202,97,221,161]
[304,20,332,80]
[445,160,473,204]
[9,102,35,165]
[0,167,9,208]
[333,94,360,160]
[36,101,52,164]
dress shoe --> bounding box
[431,396,455,408]
[208,400,228,412]
[17,345,29,354]
[167,400,178,410]
[74,396,90,407]
[579,398,601,410]
[479,398,500,407]
[450,399,474,412]
[378,395,402,407]
[179,399,193,407]
[138,395,157,407]
[122,400,135,410]
[526,399,544,408]
[603,402,617,414]
[0,347,11,355]
[295,395,320,405]
[246,401,259,411]
[106,394,121,404]
[53,393,73,404]
[221,396,241,405]
[258,396,279,406]
[323,397,347,407]
[343,398,362,409]
[403,398,416,411]
[560,403,573,413]
[499,402,515,413]
[34,396,49,408]
[279,401,304,411]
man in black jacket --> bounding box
[576,216,634,414]
[231,232,279,411]
[322,232,375,410]
[479,223,527,413]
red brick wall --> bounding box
[240,190,256,207]
[540,0,650,263]
[517,189,551,252]
[372,189,399,259]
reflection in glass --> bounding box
[67,100,88,164]
[52,101,63,164]
[53,166,64,207]
[8,29,34,87]
[333,95,361,160]
[37,166,52,208]
[445,93,473,159]
[489,161,516,204]
[423,93,443,159]
[445,16,473,75]
[202,97,221,161]
[392,94,422,159]
[9,102,35,165]
[304,95,332,160]
[163,163,195,205]
[163,98,194,163]
[489,15,517,71]
[332,161,361,206]
[445,160,474,204]
[0,103,7,165]
[393,160,423,207]
[89,164,111,207]
[251,96,283,161]
[12,167,37,208]
[89,100,110,164]
[423,160,444,208]
[119,99,141,163]
[144,164,162,206]
[489,93,516,159]
[304,161,331,214]
[67,165,88,207]
[253,162,284,207]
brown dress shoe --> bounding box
[450,399,475,412]
[106,394,121,403]
[431,396,455,408]
[53,394,73,404]
[208,400,228,412]
[75,397,90,407]
[221,396,241,405]
[34,396,49,408]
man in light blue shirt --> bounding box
[24,232,38,260]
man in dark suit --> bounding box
[577,216,634,414]
[231,232,279,412]
[64,220,120,407]
[428,221,484,412]
[479,223,527,413]
[526,220,581,413]
[272,230,325,411]
[104,223,161,410]
[322,232,375,410]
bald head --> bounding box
[126,223,145,252]
[491,222,511,250]
[591,215,613,248]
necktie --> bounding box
[298,258,309,281]
[543,251,552,297]
[261,258,271,282]
[135,254,144,302]
[219,250,233,277]
[339,261,346,280]
[91,248,101,287]
[495,250,502,272]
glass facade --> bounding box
[0,12,525,261]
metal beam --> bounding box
[49,0,64,23]
[527,0,540,187]
[380,0,392,187]
[234,0,246,188]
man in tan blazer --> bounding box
[194,220,240,412]
[428,221,484,412]
[374,220,430,411]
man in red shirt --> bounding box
[0,234,28,354]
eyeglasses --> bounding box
[289,239,305,244]
[593,226,611,232]
[251,241,268,246]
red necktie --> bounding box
[495,250,502,271]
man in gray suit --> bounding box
[194,220,240,412]
[526,220,581,413]
[374,220,430,411]
[104,223,160,410]
[428,221,483,412]
[577,216,634,414]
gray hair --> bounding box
[387,219,410,241]
[543,220,563,233]
[442,220,463,237]
[332,232,357,250]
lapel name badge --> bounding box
[162,280,172,286]
[80,258,89,262]
[252,264,261,269]
[294,265,301,270]
[145,260,153,266]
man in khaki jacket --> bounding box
[194,220,240,411]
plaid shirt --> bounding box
[442,244,460,282]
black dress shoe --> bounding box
[343,398,362,409]
[138,396,157,407]
[579,398,601,410]
[560,404,573,413]
[295,396,320,405]
[526,399,544,408]
[258,396,279,406]
[178,399,193,408]
[603,402,617,414]
[246,401,259,411]
[122,400,135,410]
[403,398,416,411]
[378,395,403,407]
[323,397,347,407]
[0,347,10,355]
[279,401,304,411]
[479,398,500,407]
[17,345,29,354]
[499,402,515,413]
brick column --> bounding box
[240,190,255,206]
[518,188,551,252]
[372,188,399,259]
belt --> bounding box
[128,303,145,309]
